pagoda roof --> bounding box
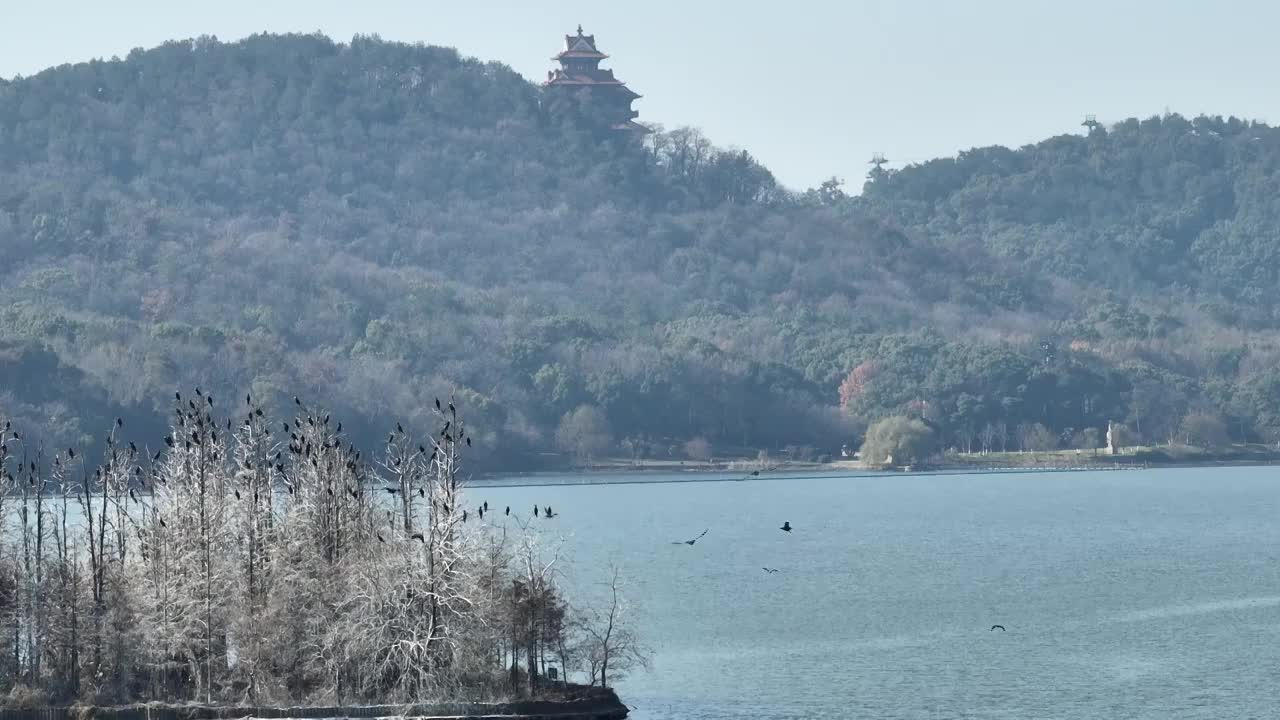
[611,120,652,134]
[544,70,641,99]
[552,25,609,60]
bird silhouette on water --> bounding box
[990,625,1006,632]
[780,521,792,532]
[673,529,709,546]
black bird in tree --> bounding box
[377,533,386,544]
[419,487,425,498]
[116,417,123,428]
[159,517,167,528]
[294,396,301,406]
[483,501,489,512]
[479,507,485,520]
[396,422,403,434]
[411,533,425,543]
[533,506,539,518]
[385,487,400,495]
[466,437,471,447]
[462,510,468,522]
[196,387,202,396]
[673,529,709,546]
[68,448,76,459]
[164,436,173,448]
[246,393,252,405]
[435,397,442,412]
[234,490,241,500]
[448,401,455,416]
[780,522,792,532]
[175,392,182,402]
[505,506,510,516]
[129,441,137,454]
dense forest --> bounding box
[2,33,1280,470]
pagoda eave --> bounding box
[552,51,609,61]
[612,120,651,134]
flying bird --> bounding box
[544,506,555,518]
[991,625,1006,632]
[762,567,779,574]
[673,529,709,546]
[780,522,792,532]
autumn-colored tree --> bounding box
[838,361,879,414]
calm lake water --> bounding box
[469,466,1280,720]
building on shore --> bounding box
[543,25,648,134]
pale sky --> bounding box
[3,1,1279,189]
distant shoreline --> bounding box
[475,447,1280,485]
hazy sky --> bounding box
[3,1,1279,189]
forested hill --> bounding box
[1,33,1278,469]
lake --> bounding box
[468,466,1280,720]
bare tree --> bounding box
[577,564,649,689]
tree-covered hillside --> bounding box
[2,33,1279,468]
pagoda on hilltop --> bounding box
[544,25,648,133]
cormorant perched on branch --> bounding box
[505,506,510,516]
[294,396,301,406]
[435,398,441,411]
[533,506,539,517]
[164,436,173,448]
[449,401,455,416]
[377,533,385,544]
[129,441,137,454]
[116,417,123,427]
[396,422,403,434]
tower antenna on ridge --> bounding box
[869,152,888,169]
[1082,114,1101,134]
